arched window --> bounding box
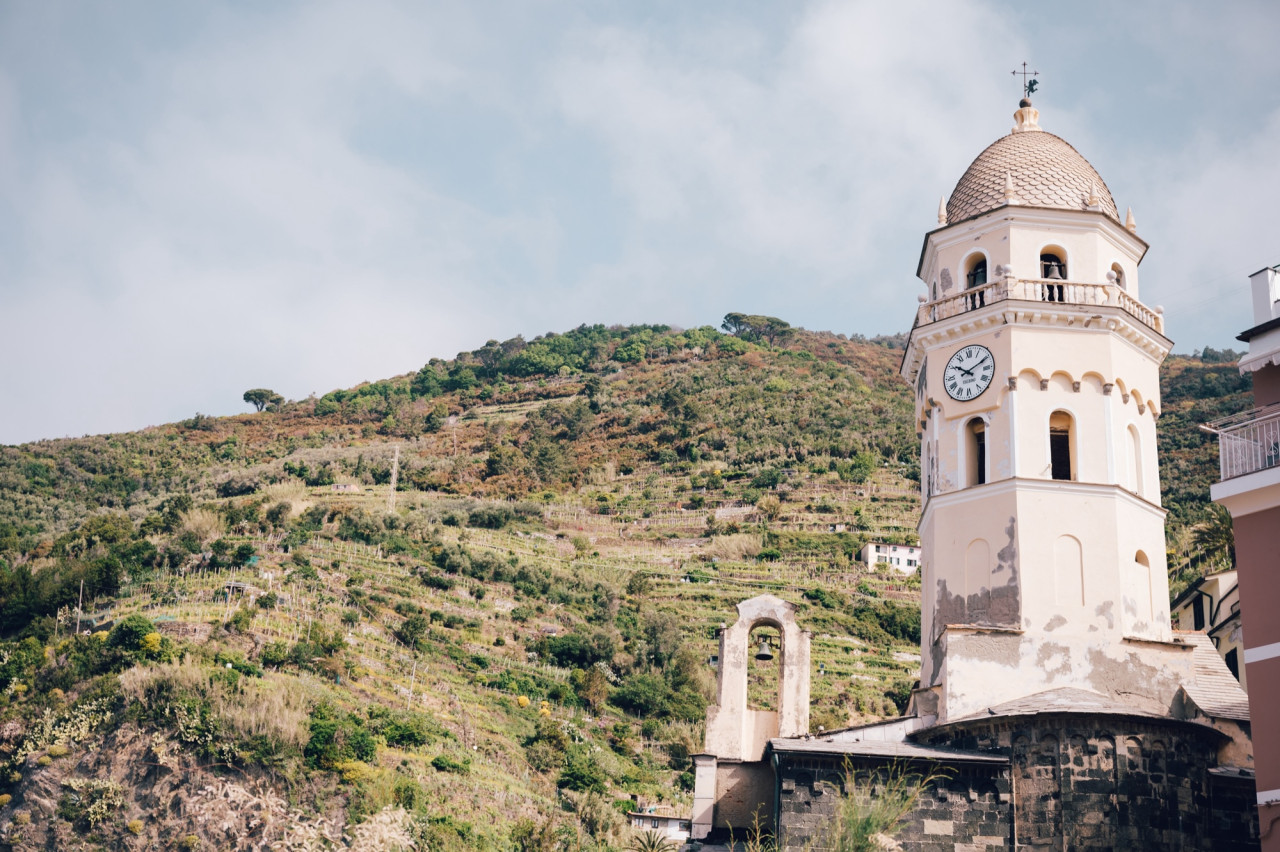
[1040,249,1067,302]
[965,255,988,310]
[1110,262,1126,291]
[966,418,987,486]
[1049,411,1074,481]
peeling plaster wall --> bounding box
[939,630,1199,721]
[712,762,773,834]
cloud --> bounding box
[2,0,1278,442]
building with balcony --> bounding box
[1206,263,1280,849]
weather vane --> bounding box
[1012,62,1040,98]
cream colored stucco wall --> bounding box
[920,207,1146,302]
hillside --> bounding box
[0,322,1245,850]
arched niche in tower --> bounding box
[964,538,992,621]
[1126,424,1144,496]
[1123,551,1154,637]
[1053,535,1085,607]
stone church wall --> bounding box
[773,713,1258,851]
[773,754,1010,852]
[916,714,1260,850]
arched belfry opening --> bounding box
[746,623,781,712]
[965,254,988,309]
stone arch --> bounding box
[704,594,811,762]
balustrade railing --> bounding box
[916,278,1163,333]
[1206,403,1280,480]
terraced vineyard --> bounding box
[0,323,1241,849]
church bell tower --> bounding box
[902,98,1177,723]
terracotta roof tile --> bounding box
[946,130,1120,224]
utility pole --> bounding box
[75,579,84,635]
[388,445,400,513]
[407,655,417,710]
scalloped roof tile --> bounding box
[946,130,1120,225]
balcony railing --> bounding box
[1204,403,1280,480]
[916,277,1163,334]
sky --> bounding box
[3,0,1280,445]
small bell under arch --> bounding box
[754,638,774,661]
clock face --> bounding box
[944,345,995,401]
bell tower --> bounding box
[902,98,1177,723]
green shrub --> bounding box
[557,747,606,793]
[304,705,375,769]
[431,754,470,775]
[107,614,155,652]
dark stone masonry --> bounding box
[771,712,1259,851]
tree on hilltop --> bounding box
[243,388,284,412]
[721,312,794,346]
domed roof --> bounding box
[945,113,1119,225]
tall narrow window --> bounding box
[1049,411,1074,481]
[967,418,987,486]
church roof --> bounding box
[768,736,1007,765]
[1179,632,1251,722]
[942,687,1166,724]
[946,107,1120,225]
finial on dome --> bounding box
[1086,182,1102,211]
[1012,98,1041,133]
[937,197,948,226]
[1125,207,1137,233]
[1003,172,1020,205]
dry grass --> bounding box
[261,482,314,519]
[119,662,310,749]
[180,508,226,545]
[705,533,763,561]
